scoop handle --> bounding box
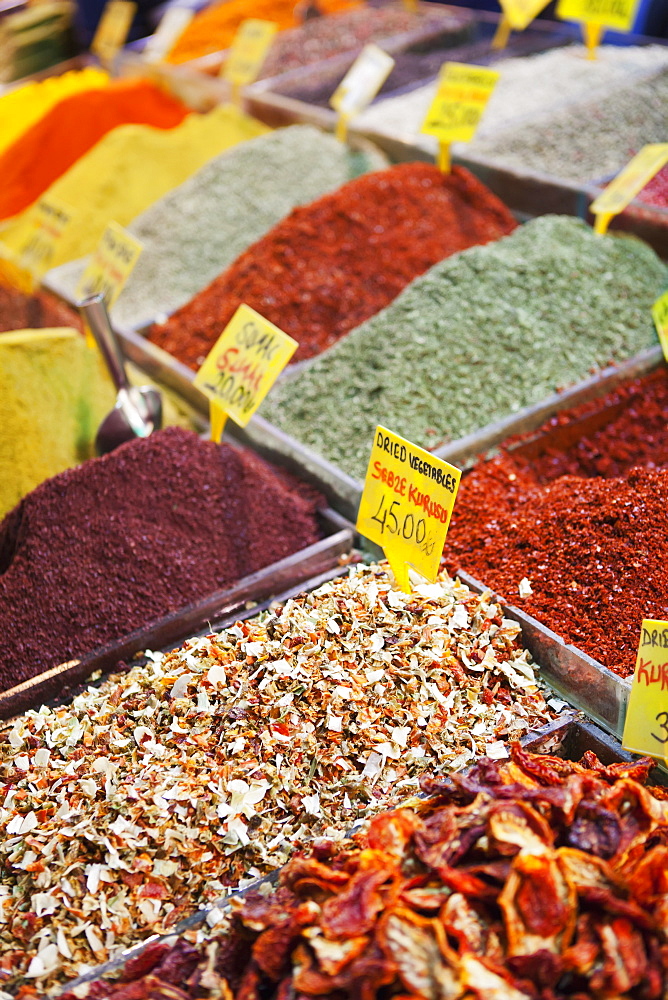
[80,294,130,393]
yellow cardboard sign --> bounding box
[622,620,668,761]
[591,144,668,234]
[223,19,278,86]
[556,0,639,30]
[193,304,297,427]
[76,221,143,308]
[421,62,499,144]
[499,0,551,29]
[652,290,668,362]
[91,0,136,62]
[4,196,74,281]
[331,44,395,117]
[356,426,461,592]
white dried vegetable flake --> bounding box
[0,561,556,992]
[518,577,534,598]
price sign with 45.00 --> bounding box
[357,426,461,592]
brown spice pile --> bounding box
[0,563,558,990]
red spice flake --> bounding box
[0,426,322,690]
[445,368,668,678]
[62,745,668,1000]
[148,164,516,369]
[636,161,668,209]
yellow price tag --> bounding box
[76,221,143,308]
[499,0,551,30]
[3,196,74,282]
[91,0,136,62]
[356,426,461,593]
[331,44,395,117]
[652,290,668,362]
[556,0,640,30]
[223,19,278,87]
[591,144,668,235]
[194,304,297,428]
[421,62,499,144]
[622,620,668,761]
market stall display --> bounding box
[59,743,668,1000]
[261,216,667,481]
[148,163,517,369]
[0,426,325,689]
[0,77,189,220]
[0,561,559,989]
[0,104,269,271]
[46,125,386,330]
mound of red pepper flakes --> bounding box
[445,368,668,678]
[148,164,516,369]
[61,744,668,1000]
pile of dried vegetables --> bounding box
[0,564,560,991]
[61,745,668,1000]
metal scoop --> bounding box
[80,294,162,456]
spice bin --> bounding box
[54,712,664,999]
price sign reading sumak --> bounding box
[623,620,668,762]
[76,221,143,308]
[356,426,461,593]
[556,0,640,31]
[653,290,668,362]
[193,304,297,428]
[421,62,499,144]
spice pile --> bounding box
[355,44,668,152]
[165,0,360,64]
[257,5,472,79]
[61,745,668,1000]
[0,426,322,689]
[0,281,80,332]
[0,78,189,220]
[472,68,668,183]
[0,66,108,157]
[448,467,668,679]
[48,125,385,331]
[149,164,516,369]
[636,162,668,209]
[0,563,558,989]
[0,105,268,270]
[262,216,666,480]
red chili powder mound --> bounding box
[148,164,517,369]
[0,79,189,220]
[0,427,322,690]
[445,369,668,677]
[0,283,82,332]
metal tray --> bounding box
[244,10,577,134]
[0,506,354,721]
[55,712,662,999]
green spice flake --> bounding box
[262,217,666,480]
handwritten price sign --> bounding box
[556,0,640,31]
[194,304,297,429]
[623,620,668,762]
[421,63,499,145]
[357,426,461,592]
[76,221,143,308]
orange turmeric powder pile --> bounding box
[0,78,189,220]
[166,0,360,64]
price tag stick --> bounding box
[491,15,512,49]
[210,400,228,442]
[591,143,668,236]
[583,21,603,58]
[335,111,350,144]
[356,426,461,594]
[437,141,451,174]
